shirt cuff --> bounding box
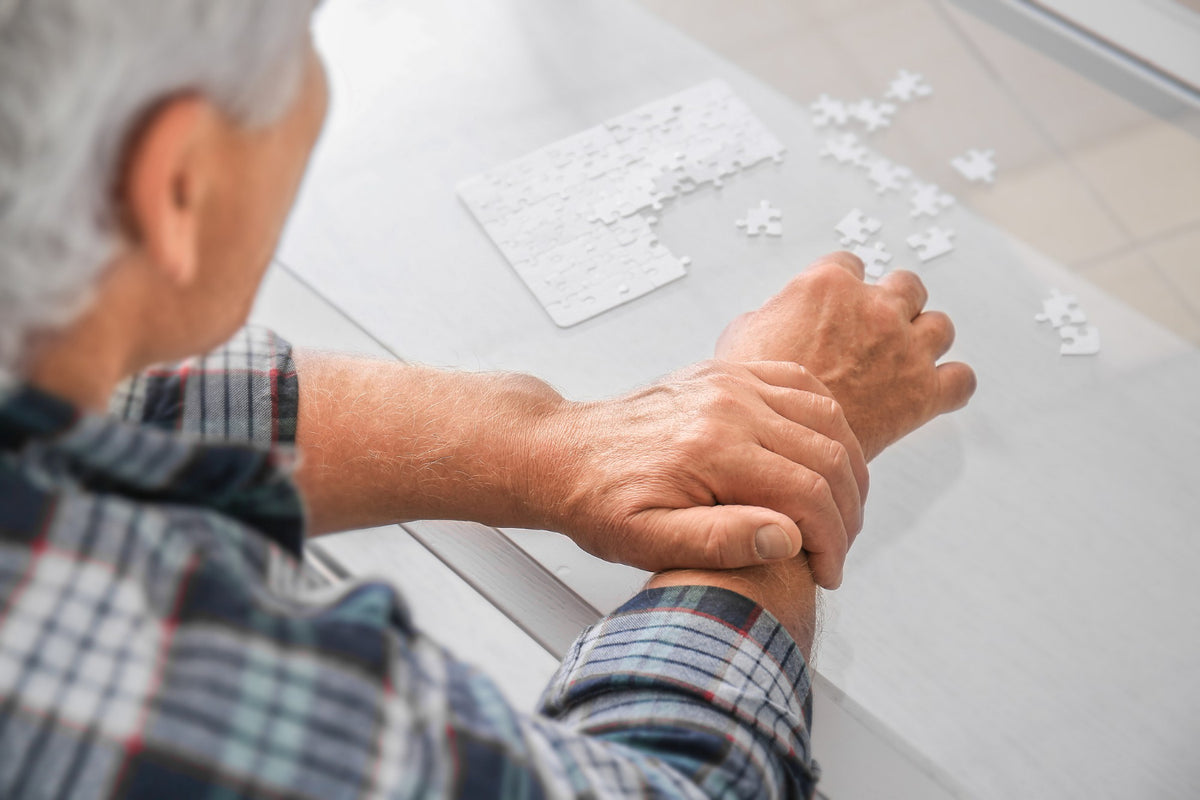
[541,584,818,796]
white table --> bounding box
[278,1,1200,796]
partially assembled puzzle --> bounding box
[458,81,785,327]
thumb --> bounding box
[634,505,803,570]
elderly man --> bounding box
[0,2,975,798]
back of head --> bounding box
[0,0,315,374]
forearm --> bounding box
[646,555,818,656]
[293,350,566,534]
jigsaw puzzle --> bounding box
[811,94,849,127]
[835,209,883,245]
[852,241,894,279]
[737,201,784,237]
[458,81,786,326]
[885,70,933,102]
[849,99,898,133]
[1035,289,1087,328]
[865,158,912,195]
[951,148,997,184]
[819,132,871,167]
[910,182,955,218]
[906,226,956,262]
[1058,324,1101,356]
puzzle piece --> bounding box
[1035,289,1087,328]
[885,69,933,102]
[1059,324,1101,356]
[810,94,849,127]
[819,132,870,167]
[909,181,955,218]
[835,209,883,246]
[852,241,893,280]
[951,148,997,184]
[866,158,912,194]
[906,226,956,262]
[849,99,897,133]
[737,201,783,237]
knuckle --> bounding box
[868,298,901,328]
[700,382,745,417]
[808,262,847,290]
[800,470,833,506]
[684,359,722,381]
[778,361,813,386]
[930,310,956,339]
[825,438,852,475]
[891,269,926,298]
[811,393,844,427]
[700,525,737,566]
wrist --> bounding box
[647,557,818,653]
[489,375,582,530]
[512,393,596,533]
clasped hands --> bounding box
[522,252,976,590]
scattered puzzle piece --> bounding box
[1059,324,1101,356]
[906,226,956,262]
[849,99,898,133]
[737,200,783,237]
[909,181,955,218]
[819,132,870,167]
[866,157,913,194]
[852,241,894,279]
[810,94,849,127]
[1035,289,1087,328]
[951,148,997,184]
[885,69,933,102]
[835,209,883,246]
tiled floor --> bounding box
[633,0,1200,345]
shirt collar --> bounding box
[0,377,306,557]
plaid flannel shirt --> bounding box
[0,326,819,799]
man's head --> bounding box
[0,0,325,381]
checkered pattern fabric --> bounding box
[0,326,819,799]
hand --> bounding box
[716,252,977,462]
[526,360,868,589]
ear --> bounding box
[119,96,217,288]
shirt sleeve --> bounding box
[296,585,816,800]
[107,326,299,447]
[533,585,820,798]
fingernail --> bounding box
[755,524,793,561]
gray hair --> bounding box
[0,0,316,373]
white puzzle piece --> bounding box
[906,226,956,262]
[819,132,871,167]
[885,70,933,103]
[849,99,897,133]
[810,94,849,127]
[866,158,913,195]
[951,148,997,184]
[737,201,783,237]
[1059,324,1101,356]
[1035,289,1087,328]
[835,209,883,246]
[852,241,894,280]
[909,181,955,218]
[458,81,787,327]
